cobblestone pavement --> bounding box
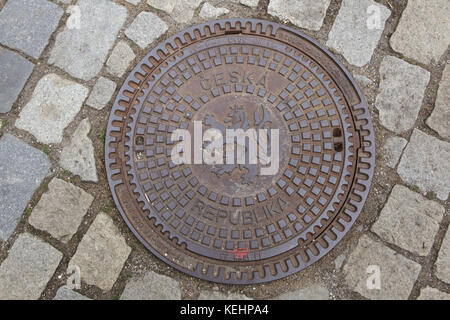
[0,0,448,300]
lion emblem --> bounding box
[203,104,273,185]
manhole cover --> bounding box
[105,18,375,284]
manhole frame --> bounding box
[105,18,375,284]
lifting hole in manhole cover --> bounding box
[105,18,375,284]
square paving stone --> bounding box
[390,0,450,65]
[69,213,131,291]
[240,0,259,8]
[435,228,450,284]
[0,0,63,59]
[0,134,50,241]
[29,178,94,243]
[106,41,136,78]
[0,48,34,114]
[343,235,421,300]
[120,271,181,300]
[397,129,450,201]
[268,0,331,31]
[426,62,450,139]
[382,137,407,169]
[53,286,91,300]
[125,12,168,49]
[125,0,140,5]
[146,0,177,15]
[59,118,98,182]
[372,185,444,256]
[0,233,63,299]
[375,56,430,133]
[417,287,450,300]
[86,77,117,110]
[48,0,127,80]
[15,74,88,144]
[326,0,390,67]
[275,284,329,300]
[147,0,202,24]
[199,3,230,19]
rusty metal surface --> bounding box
[105,18,375,284]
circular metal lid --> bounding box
[105,18,375,284]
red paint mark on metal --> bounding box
[231,248,249,259]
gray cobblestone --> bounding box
[48,0,127,80]
[390,0,450,65]
[0,233,62,299]
[240,0,259,8]
[417,287,450,300]
[354,74,374,88]
[121,271,181,300]
[382,137,407,169]
[344,235,421,300]
[435,228,450,284]
[86,77,117,110]
[0,135,50,241]
[0,0,63,59]
[29,178,94,243]
[125,0,140,5]
[15,74,88,144]
[268,0,330,31]
[199,3,230,19]
[397,129,450,201]
[372,185,444,256]
[147,0,202,24]
[326,0,390,67]
[125,12,168,49]
[146,0,176,14]
[275,284,329,300]
[69,213,131,291]
[426,63,450,139]
[375,56,430,133]
[0,48,34,114]
[106,41,136,78]
[60,118,98,182]
[53,286,91,300]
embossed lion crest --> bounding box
[203,104,273,185]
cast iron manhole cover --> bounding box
[105,18,375,284]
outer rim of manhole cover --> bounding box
[105,18,375,285]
